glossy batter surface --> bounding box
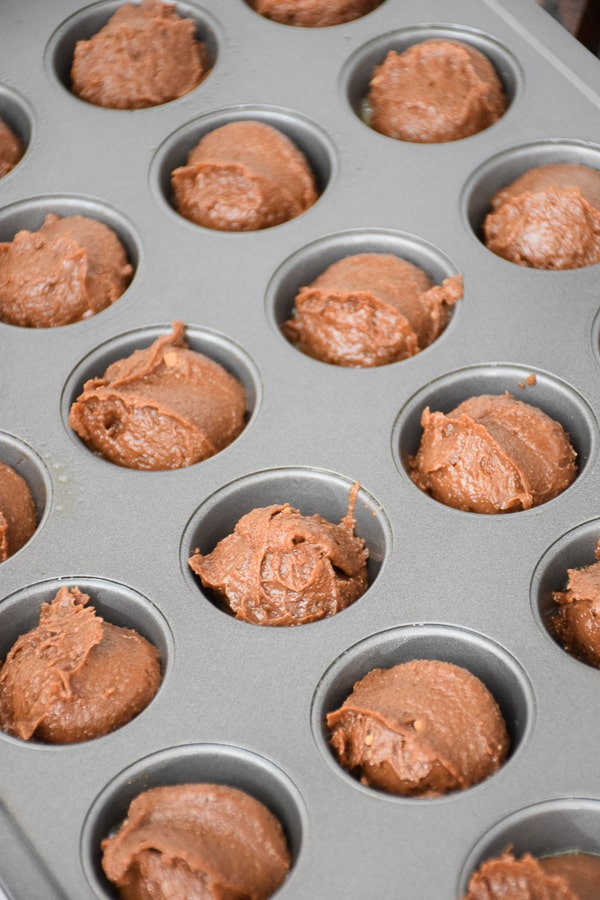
[172,120,317,231]
[282,252,463,366]
[0,117,23,177]
[553,538,600,668]
[71,0,205,109]
[0,460,36,562]
[0,586,161,743]
[409,392,577,513]
[463,849,600,899]
[0,213,133,327]
[189,484,368,625]
[368,40,507,142]
[69,321,247,470]
[327,659,509,797]
[484,163,600,269]
[249,0,381,27]
[101,783,290,900]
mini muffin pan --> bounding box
[1,1,600,896]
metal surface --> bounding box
[0,0,599,897]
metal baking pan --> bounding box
[1,0,600,896]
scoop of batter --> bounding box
[409,392,577,513]
[69,321,247,470]
[483,163,600,269]
[552,538,600,668]
[463,849,600,899]
[171,120,317,231]
[71,0,205,109]
[368,40,507,143]
[540,853,600,900]
[282,253,463,366]
[249,0,381,27]
[101,783,290,900]
[0,213,133,328]
[0,586,161,743]
[189,483,368,626]
[0,460,36,562]
[0,117,23,178]
[327,659,509,797]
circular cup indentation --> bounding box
[81,743,306,898]
[312,623,533,799]
[267,227,461,365]
[0,576,172,745]
[181,467,390,622]
[0,195,139,328]
[47,0,219,106]
[62,322,261,466]
[151,105,335,227]
[458,799,600,895]
[392,363,597,512]
[342,25,521,138]
[0,85,33,174]
[531,518,600,668]
[0,431,51,558]
[463,139,600,261]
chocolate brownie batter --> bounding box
[171,120,317,231]
[101,783,291,900]
[0,587,161,744]
[327,659,509,797]
[540,852,600,899]
[463,849,600,899]
[0,117,23,178]
[69,321,247,470]
[282,253,463,367]
[0,461,36,562]
[409,392,577,513]
[552,538,600,667]
[71,0,205,109]
[189,483,368,626]
[0,213,133,328]
[483,163,600,269]
[368,40,507,143]
[249,0,381,27]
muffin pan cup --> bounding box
[1,0,600,897]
